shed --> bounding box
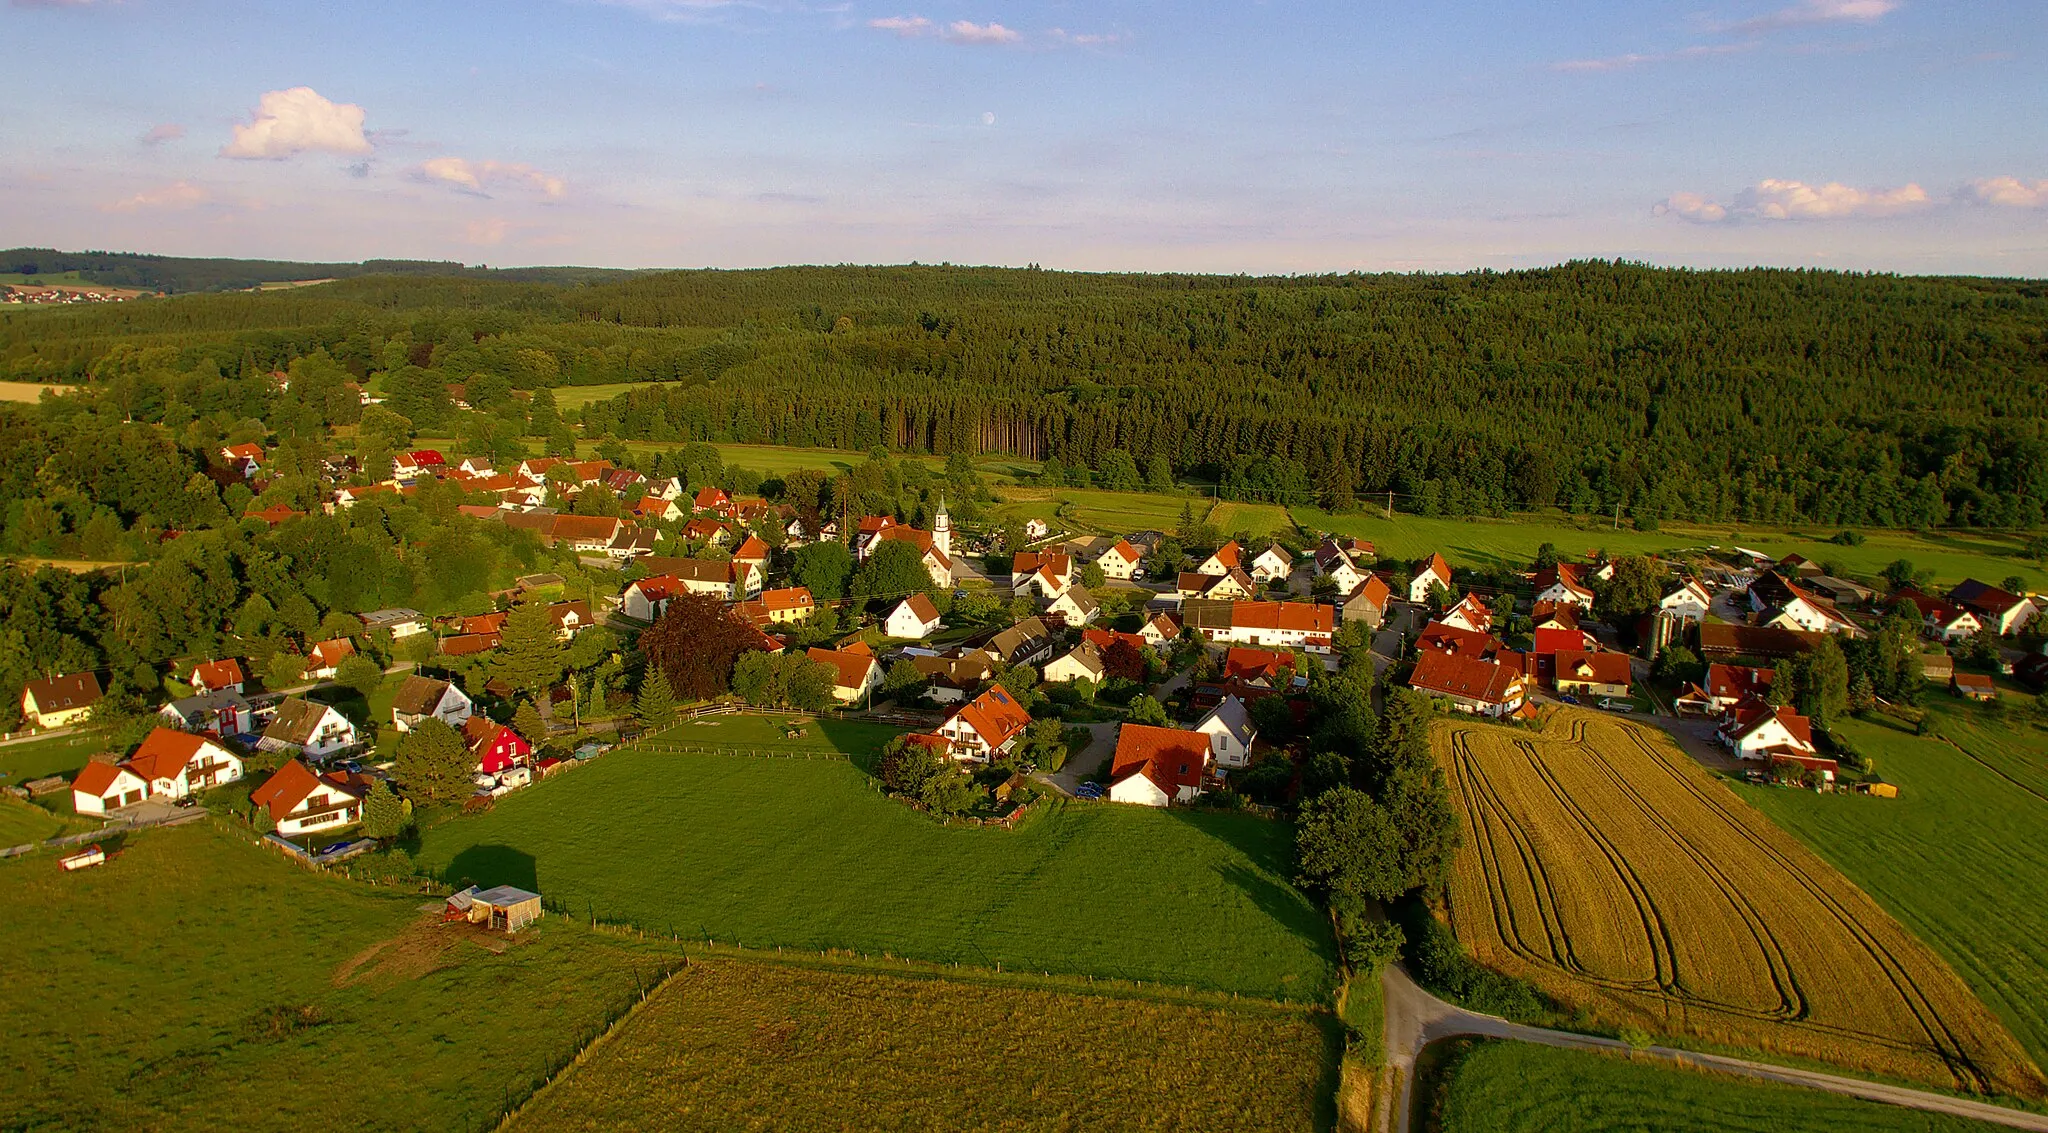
[469,885,544,932]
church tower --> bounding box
[933,494,951,558]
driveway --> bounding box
[1038,721,1117,797]
[1379,964,2048,1133]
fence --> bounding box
[0,806,206,860]
[631,741,847,762]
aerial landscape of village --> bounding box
[4,2,2048,1131]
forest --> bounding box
[0,248,642,294]
[3,260,2046,532]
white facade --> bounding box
[1042,644,1105,684]
[1726,714,1815,761]
[71,765,149,815]
[138,741,243,801]
[393,682,473,732]
[884,599,943,640]
[1660,580,1712,623]
[1195,697,1257,769]
[276,781,365,838]
[1045,587,1099,626]
[1534,580,1594,610]
[1106,773,1171,807]
[1097,542,1142,581]
[1249,547,1293,585]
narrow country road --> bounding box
[1378,964,2048,1133]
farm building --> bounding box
[71,761,149,815]
[445,885,545,933]
[20,672,103,729]
[1340,575,1393,629]
[1952,672,1999,702]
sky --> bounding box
[1,0,2045,275]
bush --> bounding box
[1394,896,1548,1023]
[1831,530,1866,546]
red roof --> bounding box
[1208,541,1243,569]
[188,658,245,689]
[409,450,445,465]
[695,485,731,509]
[1725,700,1815,748]
[1346,574,1392,609]
[899,592,940,623]
[308,638,356,669]
[807,647,878,692]
[1531,627,1592,656]
[1104,539,1140,563]
[949,685,1033,750]
[250,760,365,821]
[1416,620,1499,658]
[1082,627,1149,654]
[126,728,212,783]
[1417,552,1452,583]
[1110,724,1211,797]
[760,586,815,613]
[1224,646,1291,682]
[243,504,302,527]
[72,761,134,798]
[1409,650,1523,705]
[857,514,897,535]
[1551,650,1632,688]
[1706,663,1774,703]
[1228,600,1334,634]
[733,535,771,561]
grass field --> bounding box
[1295,507,2043,592]
[994,485,1206,535]
[414,720,1334,1000]
[0,794,83,845]
[0,729,109,788]
[1429,1039,2010,1133]
[0,379,63,402]
[1208,500,1296,538]
[0,820,684,1132]
[1737,705,2048,1077]
[509,958,1335,1133]
[1437,710,2042,1097]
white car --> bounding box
[1598,698,1634,713]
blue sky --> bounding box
[2,0,2044,273]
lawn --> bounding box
[1208,500,1297,538]
[414,720,1335,1001]
[0,794,82,846]
[0,820,685,1133]
[508,958,1335,1133]
[1735,703,2048,1074]
[1293,507,2043,591]
[1427,1039,2010,1133]
[994,485,1205,536]
[0,729,110,787]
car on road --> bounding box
[1560,694,1582,706]
[1598,698,1634,713]
[1074,783,1104,800]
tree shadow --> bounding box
[815,716,898,776]
[442,843,539,892]
[1165,808,1337,967]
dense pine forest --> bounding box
[5,260,2047,528]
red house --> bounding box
[463,716,532,774]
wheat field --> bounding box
[1438,711,2045,1099]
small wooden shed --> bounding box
[468,885,544,933]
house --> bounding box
[305,638,357,680]
[1197,541,1244,577]
[693,485,732,514]
[1022,518,1050,541]
[981,617,1056,668]
[1044,585,1101,627]
[1705,664,1775,712]
[20,672,102,729]
[358,608,431,639]
[1106,724,1211,807]
[870,523,954,589]
[391,675,474,732]
[1194,695,1258,770]
[1660,577,1713,623]
[1224,646,1293,687]
[1181,599,1335,652]
[1719,700,1819,764]
[261,698,360,760]
[732,534,772,576]
[1806,576,1876,607]
[1409,650,1528,717]
[547,515,629,554]
[1891,588,1981,641]
[1313,541,1370,595]
[1042,641,1107,684]
[1551,651,1633,699]
[219,442,265,479]
[808,646,881,705]
[1530,625,1597,655]
[751,587,817,625]
[1531,602,1583,632]
[1532,563,1595,610]
[1249,544,1294,585]
[243,503,304,528]
[1417,620,1503,660]
[447,885,545,933]
[1697,622,1821,661]
[182,658,246,695]
[681,515,732,546]
[1952,672,1999,702]
[1083,627,1151,656]
[622,563,747,618]
[884,593,943,639]
[71,761,150,815]
[936,685,1034,761]
[548,600,594,639]
[1410,553,1454,604]
[1949,580,2037,636]
[250,760,369,838]
[629,496,683,524]
[1673,683,1716,716]
[1012,551,1075,599]
[1751,573,1863,637]
[463,716,533,774]
[1096,539,1143,581]
[1439,594,1493,635]
[1176,569,1256,601]
[910,653,996,705]
[1778,554,1825,578]
[125,727,243,800]
[1139,613,1183,648]
[158,689,251,735]
[1341,575,1394,630]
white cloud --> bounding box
[1048,27,1121,47]
[1964,177,2048,209]
[140,122,186,146]
[1721,0,1899,35]
[944,20,1019,44]
[419,156,568,201]
[101,180,209,213]
[220,87,372,160]
[1656,178,1930,222]
[1554,43,1750,72]
[868,14,931,36]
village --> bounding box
[13,433,2043,868]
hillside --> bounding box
[0,248,643,295]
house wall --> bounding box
[23,694,95,729]
[885,607,935,638]
[1557,677,1631,698]
[72,775,147,815]
[1198,721,1251,768]
[1107,774,1170,807]
[1098,553,1139,581]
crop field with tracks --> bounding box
[1437,711,2043,1098]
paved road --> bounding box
[1037,721,1116,797]
[1379,964,2048,1133]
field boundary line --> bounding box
[488,958,693,1133]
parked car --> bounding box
[1560,694,1582,706]
[1599,698,1634,713]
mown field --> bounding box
[1428,1039,2011,1133]
[1294,507,2043,591]
[508,958,1335,1133]
[1737,704,2048,1075]
[414,718,1334,1000]
[0,820,685,1132]
[0,379,62,402]
[993,485,1207,535]
[0,729,108,787]
[1436,711,2042,1097]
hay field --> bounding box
[507,958,1334,1133]
[1438,711,2044,1098]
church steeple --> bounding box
[933,494,951,557]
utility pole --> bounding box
[1385,490,1393,520]
[1613,502,1621,531]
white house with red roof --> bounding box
[219,443,265,479]
[1096,539,1143,581]
[125,727,243,801]
[251,760,368,838]
[808,646,882,705]
[1139,613,1183,648]
[935,685,1033,761]
[1197,541,1245,578]
[1107,724,1211,807]
[1719,700,1818,763]
[693,485,732,515]
[1948,580,2037,636]
[732,534,772,575]
[1249,544,1294,585]
[1177,569,1256,601]
[1705,664,1775,712]
[1410,553,1454,604]
[71,761,150,815]
[304,638,357,680]
[1551,651,1632,698]
[1439,594,1493,635]
[885,593,944,639]
[1313,541,1371,594]
[1184,599,1336,653]
[1532,563,1594,611]
[1660,577,1714,623]
[1012,551,1075,599]
[186,658,247,695]
[1409,650,1527,717]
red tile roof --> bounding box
[733,535,771,562]
[1111,724,1210,796]
[1208,541,1243,569]
[1082,627,1149,654]
[72,761,133,798]
[188,658,245,689]
[1416,620,1499,658]
[1224,646,1291,682]
[1409,650,1523,705]
[900,592,940,622]
[308,639,356,669]
[126,728,212,783]
[1706,663,1774,703]
[1552,651,1632,688]
[1228,600,1335,634]
[807,647,878,692]
[949,685,1033,750]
